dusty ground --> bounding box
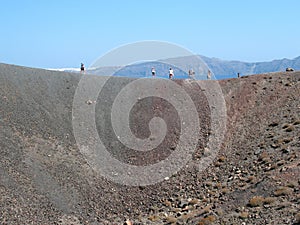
[0,63,299,224]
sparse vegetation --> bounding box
[148,215,159,222]
[198,215,216,225]
[248,196,277,207]
[166,215,177,224]
[263,197,277,204]
[221,188,230,194]
[287,181,298,188]
[246,175,255,183]
[248,196,265,207]
[189,198,199,205]
[239,212,249,219]
[274,187,293,196]
[258,151,269,161]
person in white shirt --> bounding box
[169,68,174,79]
[151,67,156,76]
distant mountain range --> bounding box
[201,55,300,79]
[50,56,300,79]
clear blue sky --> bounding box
[1,0,300,68]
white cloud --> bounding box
[46,68,81,72]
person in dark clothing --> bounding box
[81,63,85,73]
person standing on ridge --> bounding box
[151,67,156,76]
[80,63,85,74]
[169,68,174,79]
[207,69,211,80]
[188,69,195,79]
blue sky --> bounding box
[1,0,300,68]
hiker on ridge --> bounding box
[188,69,195,79]
[151,67,156,76]
[80,63,85,73]
[207,69,211,80]
[169,68,174,79]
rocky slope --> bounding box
[0,63,299,224]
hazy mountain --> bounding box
[51,56,300,80]
[201,55,300,79]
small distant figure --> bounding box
[237,72,240,78]
[151,67,156,76]
[188,69,195,79]
[207,70,211,80]
[286,67,294,72]
[169,68,174,79]
[80,63,85,73]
